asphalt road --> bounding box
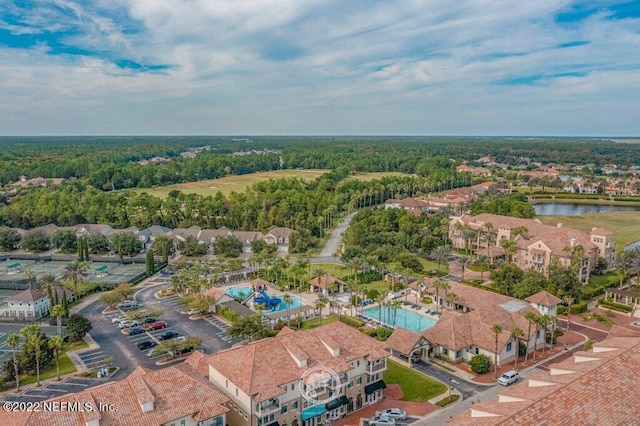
[412,361,490,400]
[318,212,356,258]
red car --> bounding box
[147,321,167,331]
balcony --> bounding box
[367,361,387,374]
[256,399,280,415]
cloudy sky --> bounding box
[1,0,639,136]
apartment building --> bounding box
[450,214,615,282]
[188,322,389,426]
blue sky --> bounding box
[1,0,639,136]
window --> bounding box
[455,350,462,359]
[348,381,353,388]
[281,404,288,414]
[180,421,186,426]
[442,348,449,356]
[507,342,512,352]
[356,377,362,385]
[475,347,479,355]
[292,401,299,410]
[291,383,295,391]
[236,388,239,396]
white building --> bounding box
[1,289,50,319]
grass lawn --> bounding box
[299,315,338,330]
[309,263,349,278]
[420,258,448,274]
[383,360,447,402]
[343,172,411,182]
[135,169,331,198]
[537,211,640,247]
[589,271,621,287]
[20,353,76,385]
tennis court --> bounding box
[0,324,59,366]
[0,260,146,289]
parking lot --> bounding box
[0,377,102,404]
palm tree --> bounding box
[477,255,489,282]
[548,315,558,353]
[492,324,503,378]
[391,300,400,326]
[457,255,471,280]
[40,272,58,293]
[616,250,633,289]
[532,315,542,361]
[312,268,326,294]
[21,325,44,387]
[48,336,64,381]
[540,315,550,357]
[524,312,538,365]
[446,292,458,311]
[500,239,516,264]
[432,245,450,272]
[511,327,524,369]
[7,333,22,391]
[62,260,88,301]
[282,294,294,327]
[315,297,327,326]
[51,304,65,337]
[441,281,451,312]
[564,296,574,332]
[24,269,35,289]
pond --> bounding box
[533,203,640,216]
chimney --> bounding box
[570,238,577,247]
[557,223,563,228]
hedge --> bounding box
[557,300,589,315]
[598,298,633,313]
[436,394,460,407]
[339,316,365,328]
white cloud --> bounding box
[0,0,639,135]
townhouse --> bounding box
[6,365,230,426]
[448,327,640,425]
[450,213,615,282]
[188,322,390,426]
[413,282,560,366]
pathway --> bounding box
[317,212,356,259]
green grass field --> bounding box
[383,360,447,402]
[135,169,409,198]
[20,353,76,385]
[536,211,640,247]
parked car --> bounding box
[128,327,146,336]
[142,317,157,325]
[172,346,196,356]
[498,370,519,386]
[147,347,163,357]
[117,301,139,310]
[118,320,139,329]
[187,309,204,315]
[136,340,157,351]
[369,416,396,426]
[158,331,180,341]
[111,316,126,324]
[379,409,407,421]
[148,321,167,331]
[161,268,174,276]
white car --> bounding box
[187,309,204,315]
[111,316,125,324]
[369,416,396,426]
[118,320,139,329]
[379,409,407,421]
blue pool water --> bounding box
[225,287,253,300]
[363,306,437,333]
[266,294,304,313]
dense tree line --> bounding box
[3,136,640,190]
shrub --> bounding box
[422,296,433,304]
[340,316,365,329]
[468,354,491,374]
[436,394,460,407]
[598,298,633,313]
[557,300,589,315]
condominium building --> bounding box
[187,322,389,426]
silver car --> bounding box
[369,416,396,426]
[379,409,407,421]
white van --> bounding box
[498,370,519,386]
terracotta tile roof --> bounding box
[525,290,562,306]
[205,287,227,302]
[6,289,48,303]
[591,227,613,236]
[10,363,229,426]
[421,281,538,353]
[202,322,389,403]
[250,278,275,288]
[308,273,347,290]
[448,336,640,425]
[385,327,424,355]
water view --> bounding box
[534,203,640,216]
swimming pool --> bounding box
[362,306,437,333]
[225,287,253,301]
[265,294,305,313]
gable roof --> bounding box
[265,227,294,239]
[386,327,427,355]
[199,322,388,402]
[137,225,172,237]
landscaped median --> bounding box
[383,360,447,402]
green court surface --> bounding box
[0,260,145,288]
